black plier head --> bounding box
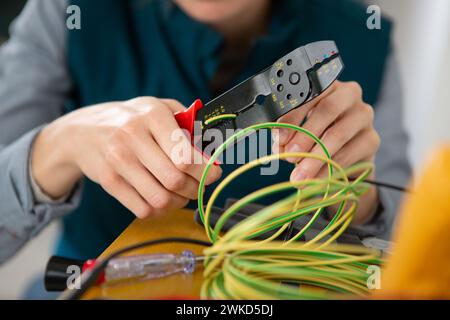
[174,41,344,151]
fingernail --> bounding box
[272,143,280,154]
[291,169,307,182]
[286,144,301,163]
[206,168,222,185]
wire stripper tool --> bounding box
[174,40,344,153]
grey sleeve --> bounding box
[357,52,412,240]
[0,0,82,264]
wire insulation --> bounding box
[197,122,382,299]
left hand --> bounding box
[273,80,380,223]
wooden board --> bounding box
[83,209,208,300]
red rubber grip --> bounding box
[174,99,220,166]
[82,259,105,284]
[174,99,204,136]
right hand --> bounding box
[31,97,222,218]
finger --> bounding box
[271,129,285,154]
[121,160,189,210]
[290,107,373,179]
[160,99,187,113]
[126,123,200,200]
[100,171,154,219]
[105,143,189,209]
[287,99,372,165]
[145,98,222,184]
[291,129,380,181]
[161,99,223,186]
[284,82,363,156]
[316,156,373,180]
[275,82,338,145]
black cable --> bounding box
[61,237,212,300]
[359,179,411,193]
[282,179,409,241]
[283,223,295,241]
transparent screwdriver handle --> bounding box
[104,250,196,282]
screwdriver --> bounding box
[100,250,201,283]
[44,250,203,290]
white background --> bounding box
[1,0,449,298]
[374,0,450,169]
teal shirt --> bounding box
[58,0,392,259]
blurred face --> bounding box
[174,0,267,25]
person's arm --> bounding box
[365,53,412,239]
[0,0,81,264]
[1,0,223,267]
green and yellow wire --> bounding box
[196,120,381,300]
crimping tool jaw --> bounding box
[174,41,344,153]
[266,40,344,120]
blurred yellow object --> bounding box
[380,146,450,299]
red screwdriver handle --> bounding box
[82,259,106,284]
[174,99,204,137]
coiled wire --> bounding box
[197,122,382,299]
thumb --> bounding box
[275,81,338,146]
[275,101,315,145]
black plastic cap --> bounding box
[44,256,84,292]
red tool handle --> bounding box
[174,99,204,137]
[174,99,220,166]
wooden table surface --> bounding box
[83,209,209,300]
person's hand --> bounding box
[31,97,222,218]
[273,81,380,223]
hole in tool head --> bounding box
[277,70,284,78]
[287,94,292,100]
[255,95,267,106]
[300,92,305,98]
[277,84,284,92]
[287,59,293,66]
